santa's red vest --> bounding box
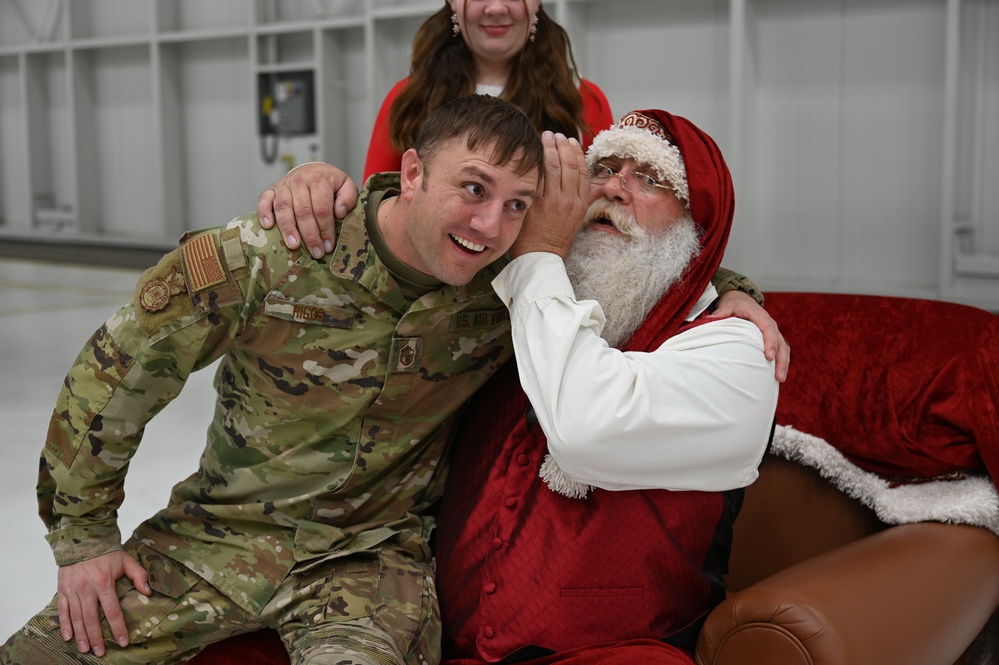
[436,360,742,662]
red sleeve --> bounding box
[578,78,614,150]
[363,78,408,180]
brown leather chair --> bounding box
[695,454,999,665]
[693,291,999,665]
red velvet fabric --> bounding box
[765,292,999,483]
[442,638,695,665]
[435,362,725,662]
[190,629,287,665]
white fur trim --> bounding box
[772,425,999,535]
[587,126,689,202]
[539,454,592,499]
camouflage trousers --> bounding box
[0,540,440,665]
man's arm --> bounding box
[40,218,275,655]
[712,267,764,306]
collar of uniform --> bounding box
[327,173,406,313]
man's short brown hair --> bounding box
[414,95,544,180]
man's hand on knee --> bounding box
[57,551,152,657]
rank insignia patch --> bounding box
[139,266,187,312]
[390,337,422,373]
[183,233,227,293]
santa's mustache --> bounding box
[583,199,646,238]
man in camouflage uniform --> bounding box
[0,94,547,665]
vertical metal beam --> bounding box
[939,0,961,295]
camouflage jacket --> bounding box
[37,173,515,614]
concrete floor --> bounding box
[0,257,216,640]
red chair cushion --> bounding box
[764,292,999,483]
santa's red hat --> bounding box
[585,109,736,351]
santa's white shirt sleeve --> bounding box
[492,252,779,493]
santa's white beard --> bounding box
[564,215,702,348]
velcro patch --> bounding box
[182,233,227,293]
[221,234,246,271]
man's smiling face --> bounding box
[397,135,538,286]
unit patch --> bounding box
[139,266,187,312]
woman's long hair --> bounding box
[388,4,588,154]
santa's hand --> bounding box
[509,132,590,260]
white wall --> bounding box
[0,0,996,309]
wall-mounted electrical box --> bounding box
[257,70,316,136]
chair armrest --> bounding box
[695,523,999,665]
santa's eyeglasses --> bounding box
[589,161,672,195]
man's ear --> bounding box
[399,148,423,202]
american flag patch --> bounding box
[182,233,227,293]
